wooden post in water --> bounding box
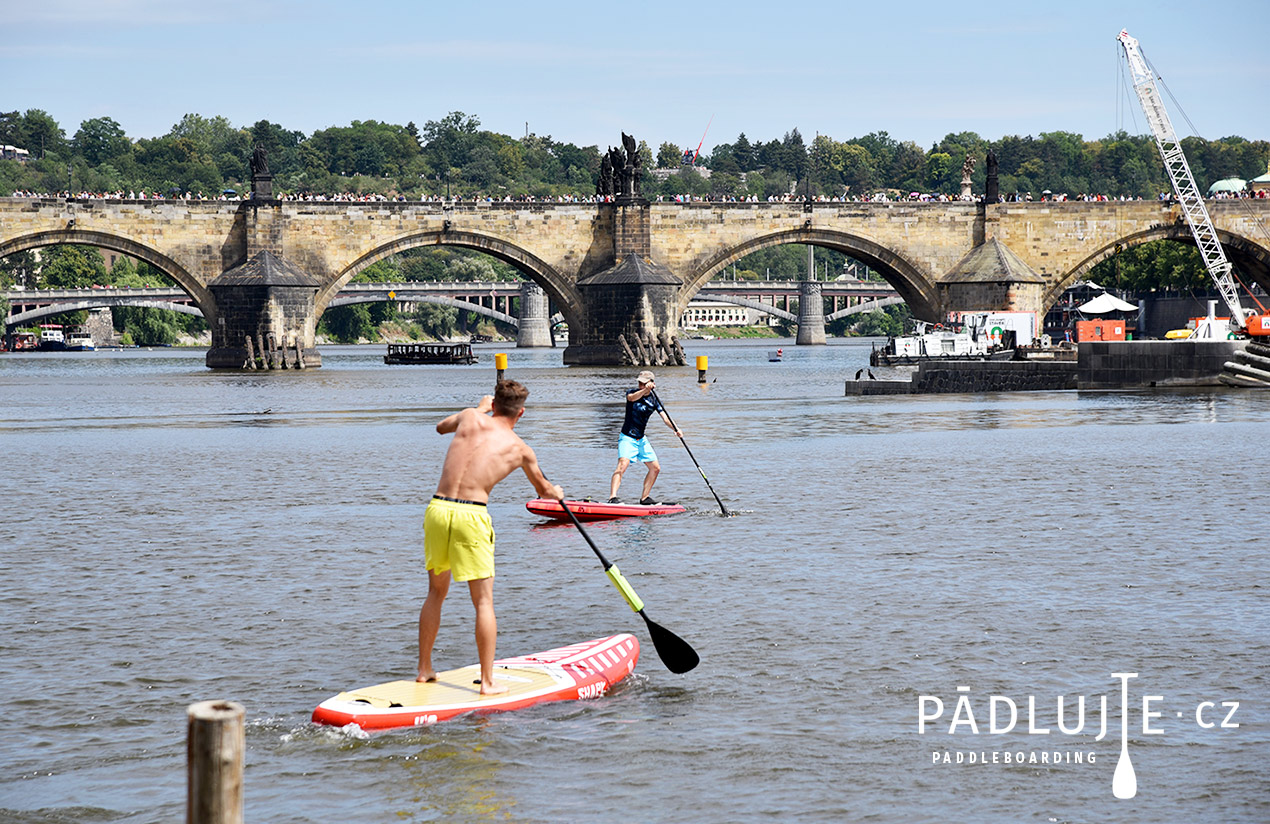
[187,700,244,824]
[243,336,257,370]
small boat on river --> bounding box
[384,342,478,365]
[65,329,96,351]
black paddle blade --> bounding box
[641,612,700,674]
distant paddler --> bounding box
[609,370,680,506]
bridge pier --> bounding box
[516,281,552,347]
[206,251,322,369]
[564,198,685,366]
[796,280,826,345]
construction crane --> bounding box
[1116,29,1269,338]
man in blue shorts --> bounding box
[608,370,681,505]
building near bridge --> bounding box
[680,300,770,328]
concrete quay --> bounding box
[845,340,1251,395]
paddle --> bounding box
[557,498,700,674]
[649,390,731,516]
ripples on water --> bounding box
[1,341,1266,823]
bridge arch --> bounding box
[0,229,213,318]
[319,230,585,329]
[1046,225,1270,307]
[327,293,520,328]
[678,228,936,320]
[6,300,202,329]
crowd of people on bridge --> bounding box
[8,187,1268,203]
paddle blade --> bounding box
[642,612,700,674]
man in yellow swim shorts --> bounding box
[417,380,562,695]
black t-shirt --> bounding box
[620,388,664,439]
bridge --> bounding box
[1,279,900,333]
[2,196,1267,368]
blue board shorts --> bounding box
[618,433,658,463]
[424,497,495,582]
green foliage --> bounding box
[37,245,107,288]
[1087,240,1209,292]
[319,304,377,343]
[126,310,180,345]
[657,141,683,168]
[852,306,910,336]
[2,108,1266,205]
[74,117,131,168]
[0,250,36,287]
[411,303,458,338]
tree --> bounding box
[780,129,808,181]
[733,133,754,172]
[853,306,909,336]
[74,117,131,167]
[0,250,37,288]
[657,141,682,169]
[38,245,107,288]
[925,152,955,192]
[17,110,66,158]
[319,304,377,342]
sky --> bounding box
[6,0,1269,153]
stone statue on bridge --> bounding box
[960,153,976,200]
[598,153,614,197]
[621,132,642,198]
[250,143,270,178]
[595,134,644,200]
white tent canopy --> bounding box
[1078,293,1138,314]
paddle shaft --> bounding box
[649,391,730,516]
[557,497,700,674]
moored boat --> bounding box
[65,329,96,351]
[36,325,66,351]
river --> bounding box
[1,339,1266,823]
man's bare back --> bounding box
[433,395,551,503]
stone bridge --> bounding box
[2,195,1267,367]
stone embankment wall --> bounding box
[1078,340,1247,388]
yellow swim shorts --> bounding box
[424,496,496,582]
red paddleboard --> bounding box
[527,498,686,521]
[312,634,639,730]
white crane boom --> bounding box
[1116,29,1246,329]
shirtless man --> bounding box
[417,380,562,695]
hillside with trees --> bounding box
[3,109,1266,202]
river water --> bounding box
[1,339,1266,823]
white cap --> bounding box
[637,370,655,384]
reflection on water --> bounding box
[1,341,1267,823]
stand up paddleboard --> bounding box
[312,634,639,730]
[526,498,686,521]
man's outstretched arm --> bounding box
[436,395,493,434]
